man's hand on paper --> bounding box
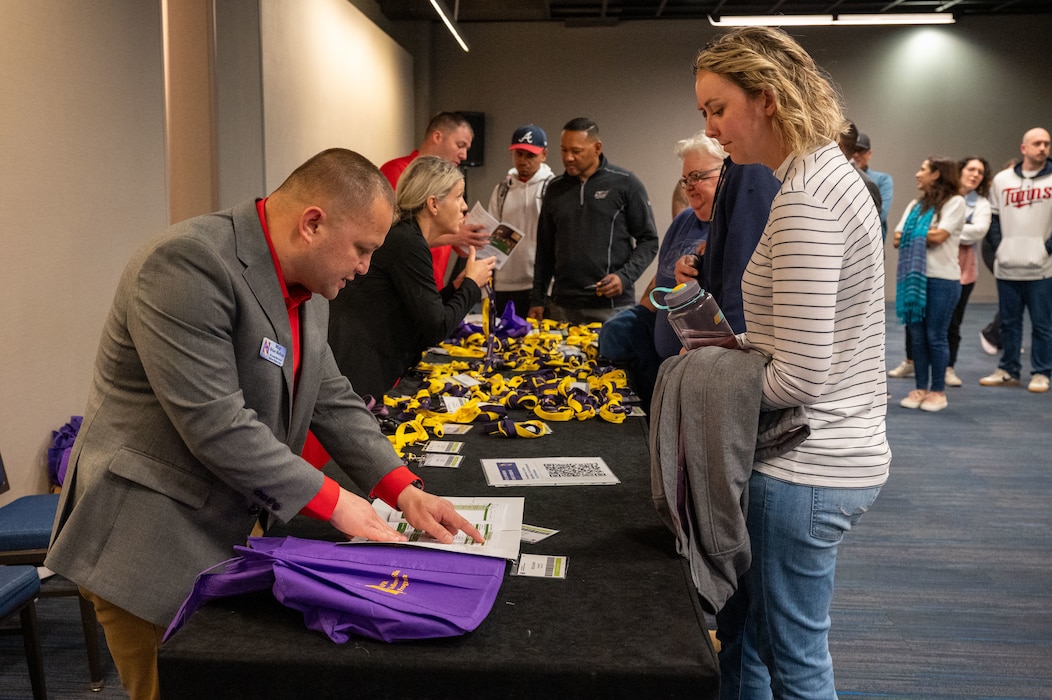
[397,486,486,545]
[329,487,408,543]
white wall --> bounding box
[213,0,416,205]
[0,0,415,503]
[427,15,1052,304]
[0,0,169,503]
[259,0,415,190]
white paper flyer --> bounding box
[480,457,619,487]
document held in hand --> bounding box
[465,201,524,270]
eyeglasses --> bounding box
[678,168,721,189]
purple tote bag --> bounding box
[165,536,507,644]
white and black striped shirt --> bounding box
[742,142,890,488]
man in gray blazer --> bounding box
[46,149,482,700]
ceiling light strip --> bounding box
[708,12,955,27]
[834,12,955,24]
[430,0,470,52]
[708,14,834,26]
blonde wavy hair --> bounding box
[693,27,847,157]
[395,156,464,221]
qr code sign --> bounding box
[543,461,606,478]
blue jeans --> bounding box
[597,304,659,410]
[716,472,881,700]
[997,277,1052,379]
[906,277,961,392]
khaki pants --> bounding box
[79,586,165,700]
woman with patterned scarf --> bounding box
[893,157,967,411]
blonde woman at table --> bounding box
[893,157,966,412]
[694,27,889,699]
[329,156,496,400]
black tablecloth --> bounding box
[158,416,719,698]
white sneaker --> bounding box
[979,330,999,356]
[979,368,1020,387]
[888,360,914,378]
[944,367,962,387]
[920,391,948,412]
[899,389,927,409]
[1028,374,1050,393]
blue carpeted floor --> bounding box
[832,303,1052,699]
[1,303,1049,699]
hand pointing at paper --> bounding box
[397,486,486,544]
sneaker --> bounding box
[979,368,1020,387]
[944,367,962,387]
[888,360,915,378]
[899,389,927,409]
[1028,374,1050,393]
[979,330,999,356]
[920,391,948,412]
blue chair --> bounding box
[0,450,104,692]
[0,563,46,698]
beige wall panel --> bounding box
[0,0,169,502]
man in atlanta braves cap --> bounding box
[487,125,554,314]
[511,124,546,154]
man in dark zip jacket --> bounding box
[529,117,658,324]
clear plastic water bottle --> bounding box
[651,280,737,350]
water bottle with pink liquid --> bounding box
[650,280,737,350]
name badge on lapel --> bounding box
[260,337,287,367]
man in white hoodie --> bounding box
[980,127,1052,393]
[487,125,555,315]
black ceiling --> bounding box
[377,0,1051,25]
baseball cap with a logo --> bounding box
[509,125,547,154]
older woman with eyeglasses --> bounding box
[598,131,726,411]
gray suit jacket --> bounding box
[46,200,402,626]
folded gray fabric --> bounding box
[650,347,809,614]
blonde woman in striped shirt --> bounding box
[694,27,890,699]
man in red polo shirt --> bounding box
[381,111,489,288]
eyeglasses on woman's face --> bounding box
[678,167,721,189]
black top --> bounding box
[531,154,658,309]
[328,218,481,399]
[157,417,719,699]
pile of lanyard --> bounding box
[379,299,633,459]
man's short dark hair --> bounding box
[426,111,473,137]
[563,117,599,140]
[276,148,394,221]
